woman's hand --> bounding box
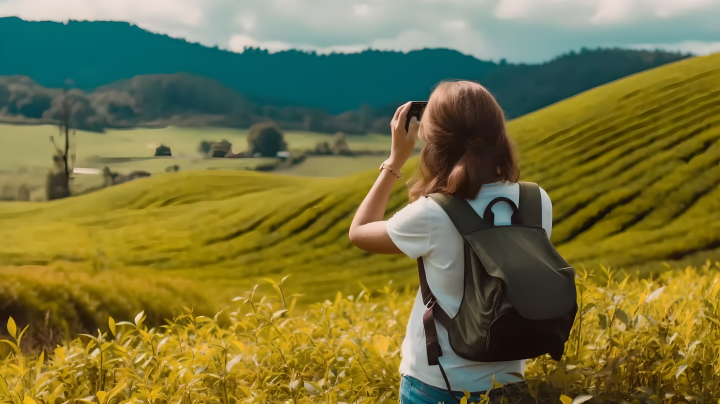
[388,102,419,169]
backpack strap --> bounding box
[518,182,543,228]
[417,256,461,403]
[427,193,493,235]
[417,257,452,360]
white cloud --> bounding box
[441,20,467,31]
[495,0,575,20]
[1,0,719,63]
[494,0,720,25]
[353,3,370,16]
[0,0,203,26]
[236,13,256,32]
[590,0,634,24]
[653,0,717,17]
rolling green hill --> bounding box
[1,52,719,337]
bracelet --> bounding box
[379,161,402,179]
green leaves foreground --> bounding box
[2,262,720,403]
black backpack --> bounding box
[418,182,578,395]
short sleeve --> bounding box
[539,187,553,238]
[386,198,432,259]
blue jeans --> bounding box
[399,375,527,404]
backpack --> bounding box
[418,182,578,396]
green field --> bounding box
[1,52,720,336]
[0,125,394,200]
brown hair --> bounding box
[408,80,520,202]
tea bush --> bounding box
[2,261,720,404]
[2,53,720,341]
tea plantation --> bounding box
[1,52,719,340]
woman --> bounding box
[348,81,552,403]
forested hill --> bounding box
[0,17,690,118]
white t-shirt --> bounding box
[386,181,553,392]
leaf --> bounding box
[35,351,44,379]
[618,275,630,292]
[96,391,107,404]
[271,310,287,322]
[17,324,29,344]
[7,317,16,339]
[560,395,572,404]
[108,317,116,337]
[582,303,595,314]
[281,274,291,285]
[373,334,390,357]
[226,355,243,372]
[304,381,320,395]
[0,339,20,354]
[707,317,720,328]
[24,397,37,404]
[572,395,593,404]
[232,340,246,352]
[288,297,298,317]
[712,279,720,300]
[134,311,145,327]
[646,286,666,303]
[263,278,286,304]
[615,309,630,325]
[675,364,688,379]
[507,372,525,380]
[598,314,608,330]
[239,386,251,397]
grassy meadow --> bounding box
[0,125,395,200]
[1,52,720,402]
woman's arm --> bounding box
[349,101,419,254]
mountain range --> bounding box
[0,17,691,132]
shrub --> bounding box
[247,121,287,157]
[2,261,720,403]
[332,132,352,156]
[198,140,212,154]
[154,144,172,156]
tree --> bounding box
[47,84,76,200]
[247,121,287,157]
[332,132,352,156]
[198,140,212,154]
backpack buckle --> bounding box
[423,296,436,311]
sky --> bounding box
[1,0,719,63]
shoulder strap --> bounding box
[427,193,492,235]
[518,182,543,228]
[417,257,463,403]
